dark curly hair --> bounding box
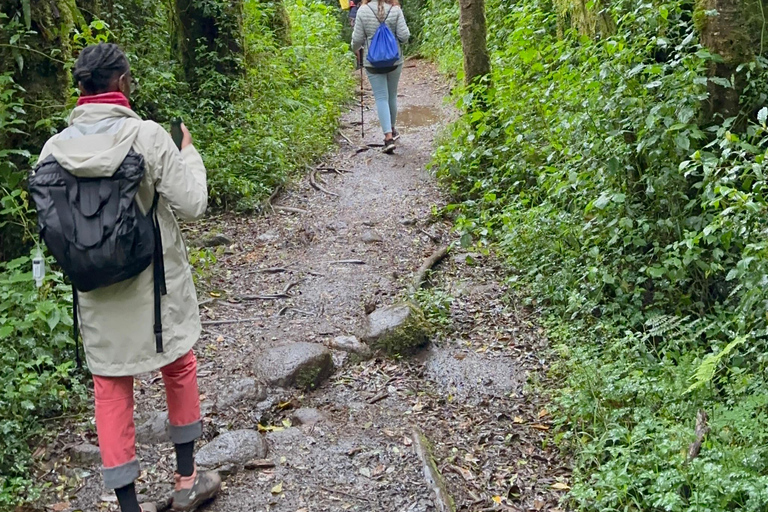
[73,43,130,95]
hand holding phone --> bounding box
[171,118,184,150]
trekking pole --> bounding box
[360,63,365,139]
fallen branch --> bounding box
[338,131,355,146]
[329,259,366,265]
[201,317,263,327]
[686,409,710,463]
[277,307,315,317]
[411,428,456,512]
[367,391,389,404]
[319,485,370,502]
[411,245,449,292]
[273,205,308,215]
[198,298,217,307]
[235,294,291,301]
[244,459,275,470]
[258,267,290,274]
[317,167,351,175]
[282,280,302,295]
[310,169,339,197]
[267,184,307,215]
[267,185,283,210]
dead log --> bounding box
[411,428,456,512]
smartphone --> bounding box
[171,118,183,150]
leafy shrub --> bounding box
[0,252,83,506]
[423,0,768,510]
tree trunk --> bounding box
[174,0,244,84]
[697,0,767,123]
[458,0,490,85]
[258,0,291,46]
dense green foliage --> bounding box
[0,0,352,504]
[423,0,768,510]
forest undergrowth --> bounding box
[422,1,768,510]
[0,0,352,505]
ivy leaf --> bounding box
[758,107,768,126]
[0,325,13,339]
[593,194,611,210]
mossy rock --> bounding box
[255,343,334,390]
[362,302,430,356]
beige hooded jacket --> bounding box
[37,104,207,377]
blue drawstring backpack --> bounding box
[366,5,400,68]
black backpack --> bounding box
[29,149,166,365]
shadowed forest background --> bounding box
[2,0,768,510]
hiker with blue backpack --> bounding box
[30,43,220,512]
[351,0,410,154]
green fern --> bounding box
[686,336,748,393]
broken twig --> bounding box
[686,409,710,463]
[329,259,366,265]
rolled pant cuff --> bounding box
[103,459,140,489]
[168,419,203,444]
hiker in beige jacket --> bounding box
[36,43,220,512]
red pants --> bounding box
[93,350,202,489]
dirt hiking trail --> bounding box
[49,61,570,512]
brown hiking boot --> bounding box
[171,467,221,511]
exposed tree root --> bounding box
[411,245,449,292]
[411,428,456,512]
[310,169,339,197]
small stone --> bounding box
[196,233,233,248]
[399,217,417,226]
[257,230,279,243]
[254,343,334,390]
[217,378,267,409]
[330,335,373,358]
[136,411,168,444]
[200,400,215,416]
[327,220,348,232]
[196,430,268,469]
[216,464,239,478]
[71,443,101,465]
[291,408,326,426]
[362,303,430,356]
[451,252,482,265]
[361,230,383,243]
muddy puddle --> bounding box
[370,105,442,133]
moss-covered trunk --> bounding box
[174,0,244,84]
[696,0,767,123]
[458,0,490,85]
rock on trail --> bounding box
[254,343,334,389]
[196,429,268,469]
[363,302,430,355]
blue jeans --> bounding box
[366,64,403,136]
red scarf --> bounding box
[76,91,132,109]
